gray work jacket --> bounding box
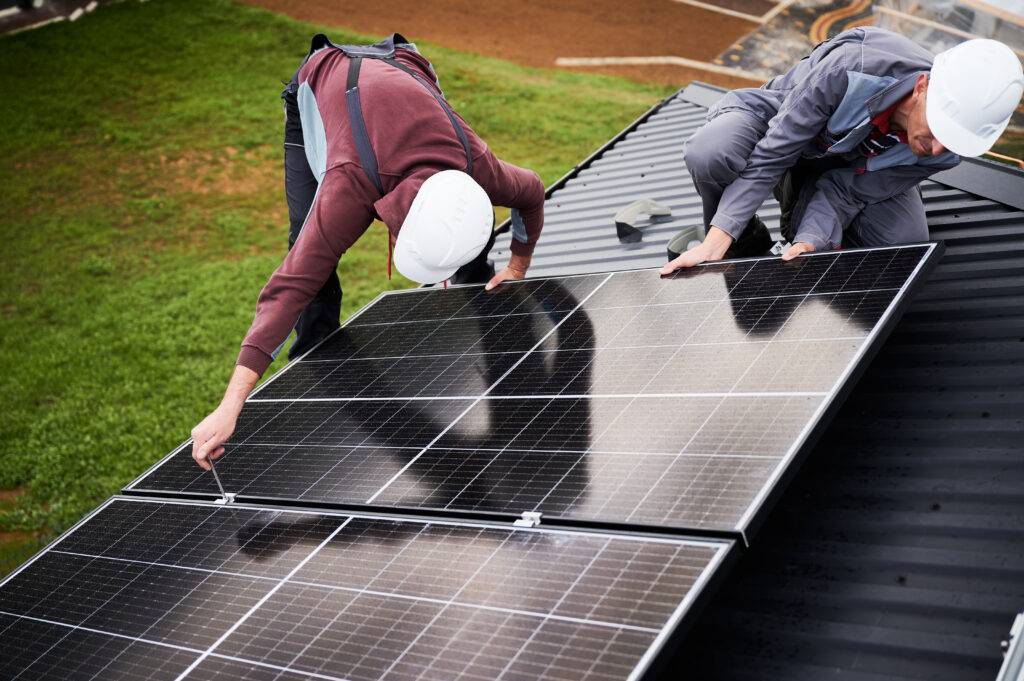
[707,27,960,250]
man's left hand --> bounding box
[781,242,815,261]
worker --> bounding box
[661,28,1024,275]
[189,33,546,469]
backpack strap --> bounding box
[332,33,474,196]
[383,57,473,179]
[345,56,385,196]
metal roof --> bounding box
[496,83,1024,680]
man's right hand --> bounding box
[660,226,734,275]
[191,365,260,469]
[191,405,238,470]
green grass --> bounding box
[0,0,670,573]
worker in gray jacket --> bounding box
[662,28,1024,273]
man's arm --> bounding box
[781,157,958,260]
[191,168,373,467]
[711,57,852,238]
[471,150,546,289]
[662,53,853,274]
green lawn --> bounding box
[0,0,670,575]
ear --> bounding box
[916,73,929,96]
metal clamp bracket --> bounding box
[207,454,234,505]
[513,512,542,528]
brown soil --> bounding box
[714,0,776,16]
[0,487,25,504]
[154,146,280,198]
[240,0,754,86]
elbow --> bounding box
[525,170,545,207]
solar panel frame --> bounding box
[126,244,941,544]
[0,496,734,681]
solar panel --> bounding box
[0,498,731,681]
[128,245,939,539]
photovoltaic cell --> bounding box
[130,245,936,536]
[0,498,731,681]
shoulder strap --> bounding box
[339,35,475,197]
[383,58,473,179]
[345,57,385,196]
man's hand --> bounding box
[191,365,258,469]
[191,405,237,470]
[660,226,734,276]
[485,254,530,290]
[781,241,815,261]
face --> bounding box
[906,75,947,157]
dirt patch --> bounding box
[0,487,26,504]
[241,0,754,86]
[713,0,776,15]
[155,146,281,198]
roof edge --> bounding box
[680,81,1024,211]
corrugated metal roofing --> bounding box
[497,83,1024,680]
[491,89,782,276]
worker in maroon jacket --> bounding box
[190,34,545,469]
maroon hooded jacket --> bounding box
[237,46,545,377]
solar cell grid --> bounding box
[129,245,938,537]
[0,499,730,681]
[229,398,473,449]
[346,274,606,326]
[0,613,197,681]
[257,350,522,400]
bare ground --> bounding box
[240,0,758,88]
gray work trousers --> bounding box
[683,110,929,248]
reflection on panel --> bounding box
[130,246,935,537]
[228,399,473,449]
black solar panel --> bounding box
[0,498,731,681]
[129,245,939,540]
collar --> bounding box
[865,70,927,118]
[871,100,909,143]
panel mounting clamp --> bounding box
[206,454,234,505]
[513,512,542,528]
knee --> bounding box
[684,129,734,184]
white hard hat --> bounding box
[927,39,1024,157]
[393,170,493,284]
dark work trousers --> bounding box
[282,76,342,360]
[683,109,929,247]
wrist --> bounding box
[705,226,734,259]
[507,254,531,276]
[217,397,244,417]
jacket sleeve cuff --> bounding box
[237,345,273,378]
[791,230,831,252]
[509,239,537,258]
[709,211,748,240]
